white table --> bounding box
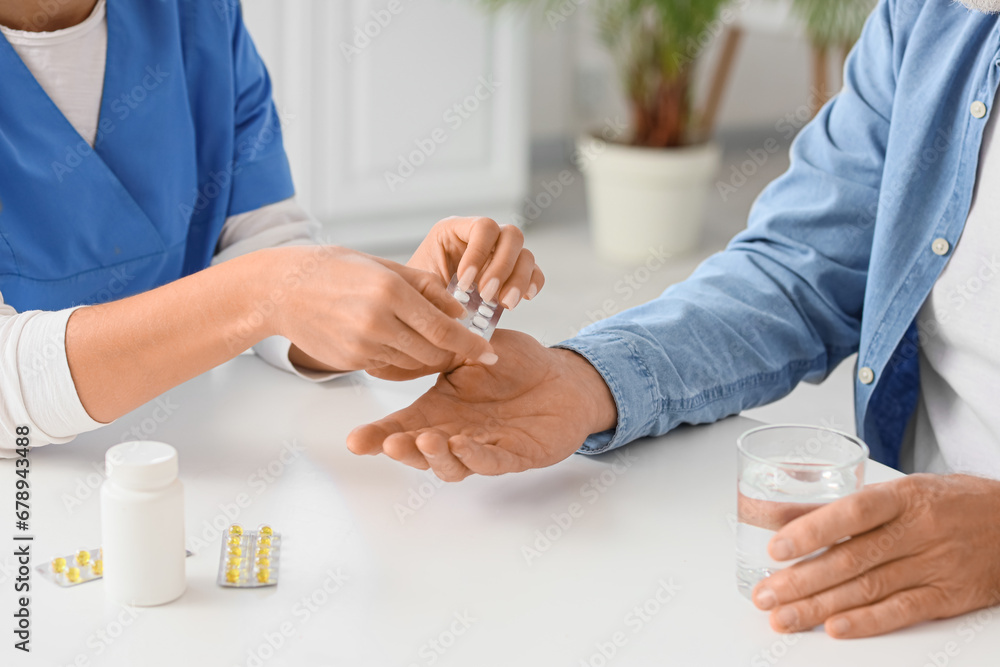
[4,356,999,667]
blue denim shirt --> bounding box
[558,0,1000,470]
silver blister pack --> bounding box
[447,274,503,340]
[217,524,280,588]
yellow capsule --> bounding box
[227,557,241,570]
[256,568,270,584]
[52,557,66,574]
[67,567,81,583]
[258,525,273,537]
[226,568,240,584]
[227,535,242,548]
[91,560,103,576]
[256,557,270,569]
[228,546,242,557]
[256,546,270,559]
[257,536,271,547]
[229,525,243,536]
[75,550,90,566]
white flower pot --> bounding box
[578,136,722,263]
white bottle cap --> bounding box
[105,441,178,491]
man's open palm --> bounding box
[347,330,617,481]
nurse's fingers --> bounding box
[383,432,430,470]
[497,249,536,310]
[524,266,545,301]
[415,430,473,482]
[454,217,502,291]
[477,225,525,303]
[381,260,466,320]
[381,320,454,370]
[393,293,496,367]
[383,262,496,365]
[366,365,432,382]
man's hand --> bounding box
[347,330,618,481]
[752,473,1000,638]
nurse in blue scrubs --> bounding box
[0,0,542,444]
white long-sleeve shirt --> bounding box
[1,2,338,456]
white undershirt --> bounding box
[0,0,106,145]
[908,101,1000,478]
[0,3,339,456]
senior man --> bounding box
[349,0,1000,639]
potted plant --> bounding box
[481,0,729,262]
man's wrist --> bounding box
[552,347,618,435]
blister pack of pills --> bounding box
[218,524,280,588]
[36,547,193,588]
[37,548,103,588]
[448,274,503,340]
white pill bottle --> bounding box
[101,441,186,606]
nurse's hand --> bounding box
[347,330,618,481]
[267,246,498,374]
[751,473,1000,638]
[408,217,544,310]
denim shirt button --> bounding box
[858,367,875,385]
[971,100,988,118]
[931,238,951,256]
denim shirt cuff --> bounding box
[553,331,662,456]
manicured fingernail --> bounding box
[458,266,477,291]
[478,352,498,365]
[771,538,793,560]
[480,278,500,302]
[501,287,521,310]
[775,607,798,630]
[829,617,851,636]
[755,587,777,610]
[525,283,539,300]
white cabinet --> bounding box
[241,0,529,248]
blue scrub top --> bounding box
[0,0,295,312]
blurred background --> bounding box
[241,0,874,433]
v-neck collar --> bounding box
[0,0,111,151]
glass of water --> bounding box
[736,424,868,599]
